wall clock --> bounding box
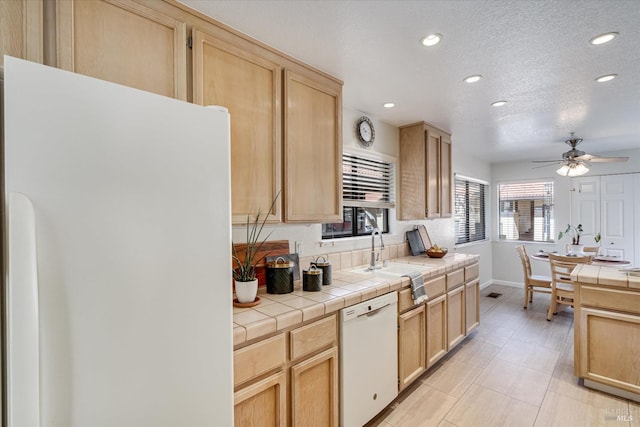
[356,116,375,147]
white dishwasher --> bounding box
[340,292,398,427]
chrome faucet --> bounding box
[364,209,385,270]
[369,228,385,270]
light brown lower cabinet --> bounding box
[398,304,426,391]
[447,285,466,349]
[234,371,287,427]
[426,294,447,368]
[577,306,640,394]
[291,347,339,427]
[465,279,480,334]
[233,314,339,427]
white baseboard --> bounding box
[483,280,522,289]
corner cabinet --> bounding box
[284,69,342,223]
[56,0,187,100]
[398,122,452,220]
[192,29,282,223]
[233,314,339,427]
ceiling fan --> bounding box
[532,133,629,177]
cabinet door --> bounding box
[193,29,282,223]
[0,0,43,64]
[398,304,426,391]
[56,0,187,99]
[398,124,426,220]
[426,294,447,368]
[284,69,342,223]
[577,306,640,395]
[291,347,339,427]
[465,279,480,334]
[439,133,452,218]
[235,371,286,427]
[425,128,441,219]
[447,286,466,349]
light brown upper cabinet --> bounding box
[284,69,342,223]
[398,122,452,220]
[56,0,187,100]
[0,0,43,65]
[192,29,282,223]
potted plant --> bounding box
[558,224,601,254]
[232,195,279,303]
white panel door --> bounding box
[600,174,634,259]
[571,176,601,246]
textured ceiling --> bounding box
[179,0,640,164]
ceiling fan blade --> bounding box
[532,161,563,169]
[531,160,563,163]
[576,154,629,163]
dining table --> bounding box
[530,251,632,266]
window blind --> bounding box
[454,175,487,244]
[498,181,554,242]
[342,153,395,208]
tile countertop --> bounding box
[233,253,480,348]
[572,264,640,289]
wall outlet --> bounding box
[295,241,303,255]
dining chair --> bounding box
[583,246,600,255]
[546,253,593,321]
[516,245,552,309]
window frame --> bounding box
[497,179,555,243]
[322,152,395,240]
[454,174,488,246]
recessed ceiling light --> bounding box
[491,100,507,107]
[383,102,395,108]
[420,33,442,47]
[463,75,483,83]
[595,74,617,83]
[589,32,618,46]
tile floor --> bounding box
[367,283,639,427]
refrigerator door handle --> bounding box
[6,192,41,427]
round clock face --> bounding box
[356,116,375,147]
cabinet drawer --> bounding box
[447,269,464,290]
[426,275,447,299]
[398,275,446,312]
[290,315,337,361]
[398,287,415,313]
[234,333,286,387]
[580,285,640,315]
[465,263,479,282]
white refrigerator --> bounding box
[3,56,234,426]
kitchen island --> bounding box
[571,264,640,403]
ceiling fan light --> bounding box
[556,165,570,176]
[571,163,589,176]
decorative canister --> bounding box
[266,257,294,294]
[312,256,332,285]
[303,265,323,292]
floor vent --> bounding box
[486,292,502,298]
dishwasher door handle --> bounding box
[357,303,391,318]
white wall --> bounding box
[491,148,640,285]
[451,144,493,287]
